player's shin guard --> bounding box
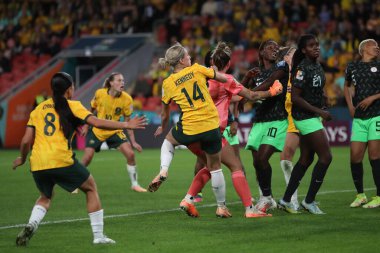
[305,161,330,203]
[370,159,380,196]
[210,169,226,207]
[232,170,252,207]
[187,167,211,196]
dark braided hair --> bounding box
[291,34,317,78]
[51,72,82,140]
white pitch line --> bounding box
[0,187,375,231]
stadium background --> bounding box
[0,0,379,148]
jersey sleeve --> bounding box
[345,63,352,83]
[124,94,133,117]
[292,65,306,89]
[225,76,243,95]
[276,60,289,73]
[194,63,216,79]
[90,89,100,109]
[69,101,93,122]
[27,110,36,128]
[161,79,172,105]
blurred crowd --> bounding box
[1,0,379,108]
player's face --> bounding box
[303,38,320,60]
[110,74,125,92]
[181,50,191,67]
[67,84,74,99]
[364,41,380,58]
[263,42,279,62]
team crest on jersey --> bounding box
[371,67,378,72]
[296,70,304,80]
[115,107,122,115]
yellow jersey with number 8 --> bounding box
[162,63,219,135]
[27,98,92,171]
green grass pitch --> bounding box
[0,147,379,253]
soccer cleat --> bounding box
[215,206,232,218]
[16,224,35,246]
[179,199,199,217]
[93,235,116,244]
[131,185,147,192]
[245,206,272,218]
[362,196,380,209]
[148,173,167,192]
[301,200,325,215]
[255,196,277,213]
[193,193,203,203]
[291,198,300,211]
[350,193,367,207]
[278,199,301,214]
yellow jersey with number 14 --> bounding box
[27,98,92,171]
[162,63,219,135]
[90,88,133,141]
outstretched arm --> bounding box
[252,69,286,92]
[126,115,143,152]
[238,79,283,102]
[86,115,147,130]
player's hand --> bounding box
[132,142,143,152]
[319,110,332,121]
[229,121,238,137]
[357,96,375,111]
[79,124,89,136]
[269,80,283,96]
[12,157,24,170]
[127,116,147,129]
[245,67,260,79]
[348,105,355,118]
[154,126,163,137]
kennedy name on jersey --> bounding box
[175,72,194,86]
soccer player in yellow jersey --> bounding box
[278,46,300,210]
[81,72,147,192]
[149,42,230,217]
[12,72,146,246]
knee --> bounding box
[320,152,332,165]
[80,175,98,192]
[299,157,313,168]
[82,153,94,166]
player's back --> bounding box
[162,63,219,135]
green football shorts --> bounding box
[245,119,288,152]
[351,116,380,142]
[294,117,324,135]
[223,126,239,146]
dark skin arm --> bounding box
[241,67,260,88]
[343,80,355,117]
[291,86,332,121]
[252,68,286,92]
